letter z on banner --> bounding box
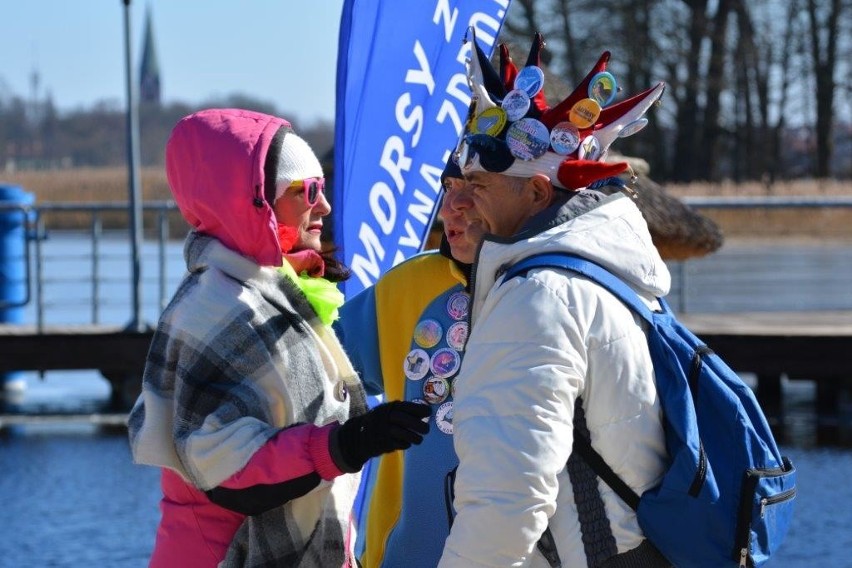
[333,0,510,298]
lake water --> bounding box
[1,233,851,566]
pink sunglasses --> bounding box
[289,177,325,206]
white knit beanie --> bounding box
[274,131,324,202]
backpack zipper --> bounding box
[760,487,796,518]
[738,546,748,567]
[733,461,796,567]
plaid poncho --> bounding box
[129,233,367,567]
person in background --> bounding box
[127,108,429,568]
[334,155,471,568]
[436,36,673,567]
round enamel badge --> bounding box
[502,88,531,121]
[430,347,461,379]
[436,401,454,435]
[514,65,545,97]
[446,321,469,351]
[423,376,450,405]
[506,118,550,161]
[404,348,430,381]
[414,318,443,349]
[446,292,470,320]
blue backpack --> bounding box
[504,253,796,568]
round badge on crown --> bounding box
[502,89,532,122]
[514,65,545,98]
[588,72,617,107]
[618,117,649,138]
[550,121,581,155]
[569,98,602,129]
[506,118,550,161]
[473,107,508,136]
[578,134,603,161]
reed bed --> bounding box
[2,168,851,242]
[1,167,188,237]
[666,179,852,242]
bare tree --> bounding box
[805,0,844,177]
[701,0,732,181]
[494,0,851,182]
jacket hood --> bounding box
[475,190,671,301]
[166,108,289,267]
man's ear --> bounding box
[528,174,555,212]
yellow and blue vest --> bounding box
[336,251,468,568]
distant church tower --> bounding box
[139,6,161,104]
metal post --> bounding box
[677,261,688,314]
[158,208,168,313]
[123,0,144,332]
[91,213,102,324]
[35,216,44,333]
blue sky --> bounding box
[0,1,345,124]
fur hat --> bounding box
[272,130,324,203]
[455,31,666,190]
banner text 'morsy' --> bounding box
[348,1,509,291]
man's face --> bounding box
[438,171,536,264]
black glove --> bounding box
[330,401,431,472]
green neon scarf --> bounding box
[278,261,344,326]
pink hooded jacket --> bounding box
[133,109,361,567]
[166,107,285,267]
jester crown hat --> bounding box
[455,31,666,190]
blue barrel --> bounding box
[0,184,35,391]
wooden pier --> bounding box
[0,324,153,409]
[680,310,852,445]
[2,312,852,443]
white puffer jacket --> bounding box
[440,191,671,568]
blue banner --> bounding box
[333,0,510,298]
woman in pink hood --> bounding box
[127,109,429,567]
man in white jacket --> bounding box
[437,36,674,568]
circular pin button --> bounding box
[618,117,649,138]
[588,72,617,107]
[514,65,545,98]
[414,318,443,349]
[436,401,454,434]
[423,376,450,405]
[506,118,550,161]
[404,348,431,381]
[431,347,461,379]
[501,89,531,121]
[446,321,469,351]
[549,121,581,155]
[568,98,602,129]
[472,107,508,136]
[578,134,603,161]
[446,292,470,320]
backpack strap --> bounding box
[502,253,667,326]
[502,253,652,511]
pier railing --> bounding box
[0,200,183,330]
[3,195,852,327]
